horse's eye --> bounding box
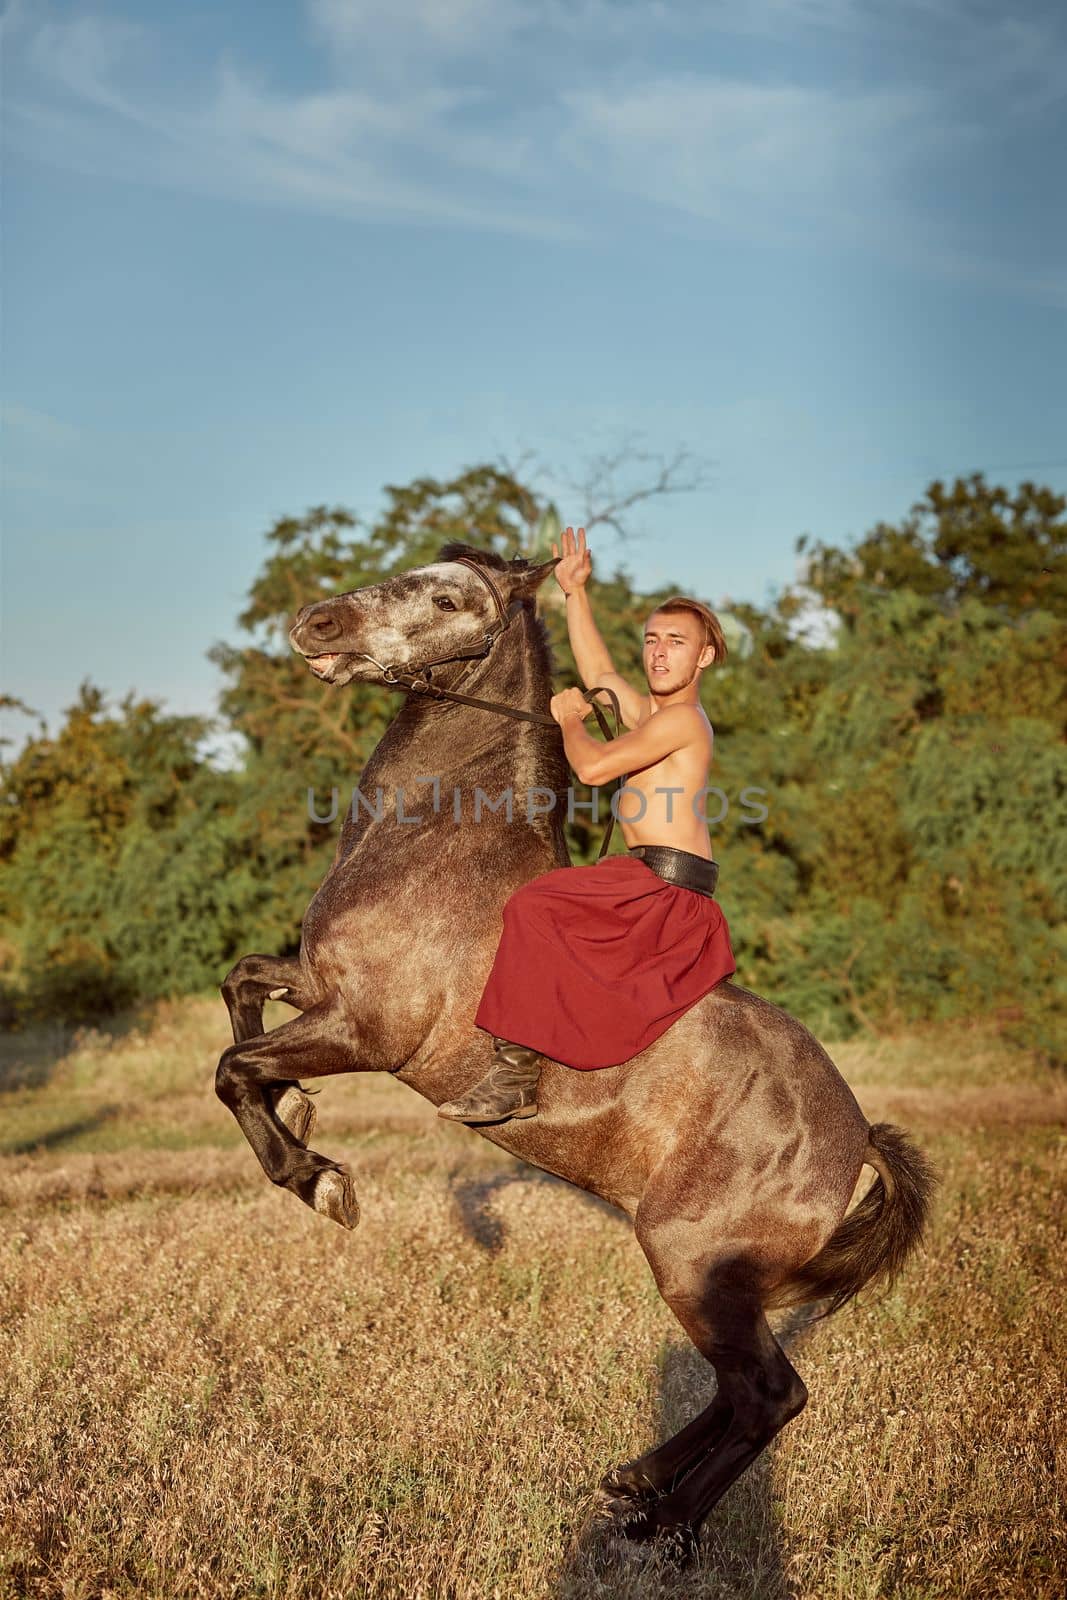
[434,596,457,611]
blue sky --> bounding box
[3,0,1066,749]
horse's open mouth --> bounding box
[307,653,345,679]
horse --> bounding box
[215,542,934,1557]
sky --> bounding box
[3,0,1066,750]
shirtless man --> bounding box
[549,524,720,860]
[438,525,735,1125]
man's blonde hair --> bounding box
[648,596,728,665]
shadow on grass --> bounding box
[0,1009,156,1092]
[450,1163,629,1254]
[0,1104,124,1157]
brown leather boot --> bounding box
[437,1036,541,1124]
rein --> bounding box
[360,556,628,861]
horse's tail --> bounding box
[764,1124,936,1319]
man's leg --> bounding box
[440,861,614,1125]
[437,1035,541,1124]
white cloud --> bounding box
[2,0,1064,298]
[561,77,930,229]
[4,8,570,236]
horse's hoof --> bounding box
[591,1490,695,1556]
[274,1086,317,1145]
[590,1490,633,1528]
[599,1467,657,1504]
[593,1494,652,1537]
[589,1487,657,1541]
[615,1511,697,1565]
[312,1166,360,1230]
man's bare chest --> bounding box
[623,743,711,805]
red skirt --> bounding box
[475,855,736,1069]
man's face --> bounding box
[643,610,712,695]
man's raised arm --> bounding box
[552,526,646,728]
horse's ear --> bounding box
[510,557,559,599]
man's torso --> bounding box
[614,703,716,860]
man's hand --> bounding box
[551,525,592,595]
[550,687,594,725]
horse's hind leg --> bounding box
[214,996,361,1229]
[605,1273,807,1558]
[599,1391,731,1507]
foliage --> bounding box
[0,685,254,1019]
[798,473,1066,623]
[710,495,1065,1055]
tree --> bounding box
[0,685,247,1018]
[4,463,1061,1055]
[798,474,1067,625]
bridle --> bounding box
[350,555,627,859]
[353,556,522,688]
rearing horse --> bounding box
[216,542,934,1555]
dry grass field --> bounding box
[1,1000,1063,1599]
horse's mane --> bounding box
[436,540,523,574]
[436,539,564,782]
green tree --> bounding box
[4,465,1061,1057]
[799,474,1066,625]
[0,685,248,1018]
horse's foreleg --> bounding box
[214,997,361,1229]
[221,955,324,1142]
[221,953,316,1044]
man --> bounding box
[438,525,736,1125]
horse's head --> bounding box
[288,544,558,686]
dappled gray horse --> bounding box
[216,543,933,1556]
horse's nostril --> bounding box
[311,617,342,642]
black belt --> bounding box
[626,845,719,899]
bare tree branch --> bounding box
[571,439,712,542]
[500,436,712,551]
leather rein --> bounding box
[353,555,628,860]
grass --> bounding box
[0,1000,1063,1598]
